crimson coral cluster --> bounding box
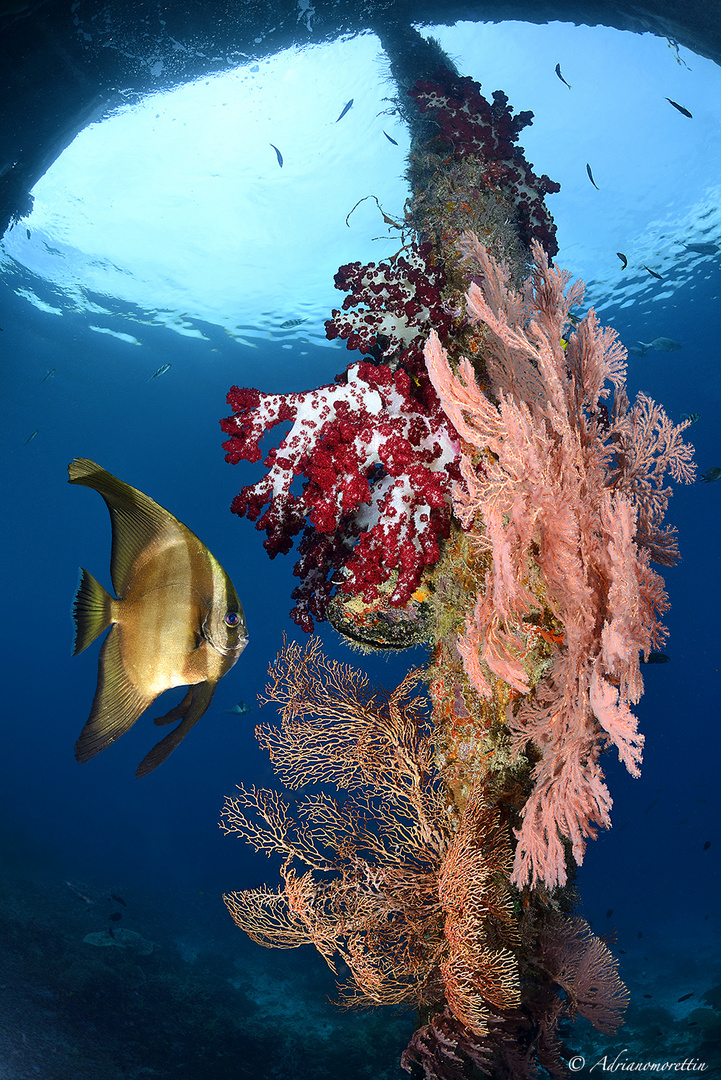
[409,66,560,256]
[222,237,465,633]
[220,360,459,632]
[324,240,457,366]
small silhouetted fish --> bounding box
[678,993,695,1002]
[617,252,627,270]
[280,318,306,329]
[108,911,122,922]
[225,700,251,716]
[679,412,700,426]
[110,893,127,907]
[643,652,670,664]
[383,131,398,145]
[68,458,249,777]
[108,926,115,939]
[638,931,643,938]
[586,163,599,189]
[700,467,721,483]
[666,98,692,118]
[269,143,283,167]
[41,368,56,382]
[335,99,353,122]
[65,880,94,905]
[643,265,663,279]
[555,63,571,89]
[24,429,38,445]
[26,228,30,239]
[643,994,652,999]
[638,337,681,352]
[147,363,171,381]
[682,242,718,255]
[606,908,613,918]
[703,840,711,851]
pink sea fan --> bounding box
[425,235,695,889]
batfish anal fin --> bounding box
[75,626,155,763]
[67,458,193,597]
[153,688,193,726]
[72,567,113,655]
[136,681,217,777]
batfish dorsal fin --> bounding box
[136,681,217,777]
[75,625,156,763]
[68,458,191,596]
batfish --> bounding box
[68,458,249,777]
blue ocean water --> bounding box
[1,15,720,1080]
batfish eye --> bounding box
[224,611,241,628]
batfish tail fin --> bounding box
[72,568,113,656]
[136,681,217,778]
[75,626,155,764]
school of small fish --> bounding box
[553,62,715,283]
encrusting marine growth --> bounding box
[218,28,695,1079]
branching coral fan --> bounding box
[402,914,629,1080]
[425,232,695,889]
[221,637,520,1023]
[222,640,630,1079]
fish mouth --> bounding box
[206,632,249,658]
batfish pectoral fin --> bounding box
[75,626,155,763]
[72,567,113,655]
[135,681,218,778]
[153,688,194,726]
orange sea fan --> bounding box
[438,788,521,1034]
[222,638,522,1025]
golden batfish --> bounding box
[68,458,248,777]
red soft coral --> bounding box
[221,361,460,632]
[325,240,458,371]
[409,67,560,256]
